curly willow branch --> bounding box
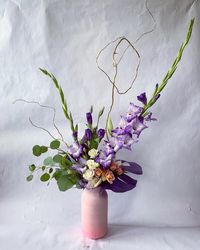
[117,0,156,65]
[13,99,66,144]
[28,117,57,140]
[96,0,156,136]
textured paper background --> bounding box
[0,0,200,249]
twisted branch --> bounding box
[13,99,67,144]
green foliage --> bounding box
[32,145,42,156]
[42,166,46,171]
[26,175,33,182]
[40,173,50,182]
[90,134,99,149]
[107,116,113,136]
[29,164,36,172]
[39,68,76,133]
[96,106,105,129]
[43,156,54,166]
[41,146,48,153]
[56,175,76,191]
[50,140,60,149]
[32,145,48,157]
[53,154,63,163]
[141,18,195,116]
[49,168,53,174]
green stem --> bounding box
[141,18,195,116]
[39,68,75,133]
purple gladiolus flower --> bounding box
[145,112,157,122]
[137,92,147,105]
[97,128,105,139]
[96,150,114,168]
[126,103,143,122]
[86,112,92,125]
[85,128,92,141]
[67,142,83,159]
[131,116,147,137]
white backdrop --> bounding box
[0,0,200,249]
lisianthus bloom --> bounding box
[97,128,105,139]
[86,177,102,189]
[86,112,92,125]
[83,169,94,181]
[85,128,92,141]
[110,162,124,175]
[67,142,83,159]
[137,92,147,105]
[87,159,99,170]
[95,167,103,178]
[88,148,98,159]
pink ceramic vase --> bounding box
[81,187,108,239]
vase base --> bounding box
[82,229,108,240]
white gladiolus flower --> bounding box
[83,169,94,181]
[87,159,99,170]
[88,148,98,159]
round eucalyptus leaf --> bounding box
[40,173,50,182]
[42,166,46,171]
[43,157,54,166]
[29,164,36,172]
[26,175,33,182]
[57,176,74,191]
[41,146,48,153]
[49,168,53,174]
[32,145,41,157]
[53,154,63,163]
[50,140,60,149]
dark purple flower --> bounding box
[67,142,83,159]
[97,129,105,139]
[85,128,92,141]
[86,112,92,125]
[137,92,147,105]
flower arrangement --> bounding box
[26,18,194,193]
